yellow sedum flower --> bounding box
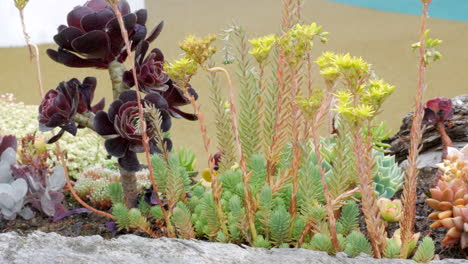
[249,34,277,64]
[179,34,217,66]
[165,57,198,84]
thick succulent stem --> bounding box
[119,167,139,208]
[436,122,453,160]
[108,60,128,99]
[75,112,95,130]
[111,2,173,237]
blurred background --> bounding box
[0,0,467,167]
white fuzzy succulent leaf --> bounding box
[19,207,34,220]
[40,193,56,217]
[11,178,28,201]
[47,166,66,191]
[0,188,15,209]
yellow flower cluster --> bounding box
[313,52,395,123]
[165,57,198,85]
[249,34,276,64]
[279,23,328,65]
[179,34,217,66]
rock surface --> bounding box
[0,232,466,264]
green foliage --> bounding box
[150,206,164,220]
[329,119,357,199]
[208,63,237,173]
[128,208,144,229]
[253,235,272,248]
[411,30,442,66]
[373,151,404,199]
[112,203,129,231]
[177,148,197,175]
[108,182,124,204]
[344,231,373,257]
[336,201,359,236]
[232,25,261,162]
[311,233,334,254]
[269,207,290,245]
[412,237,435,263]
[172,202,195,239]
[384,238,401,259]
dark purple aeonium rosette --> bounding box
[47,0,163,69]
[38,77,105,143]
[423,97,453,125]
[123,40,169,93]
[94,90,172,172]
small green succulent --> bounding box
[373,151,404,199]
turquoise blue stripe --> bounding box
[327,0,468,22]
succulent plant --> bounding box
[426,178,468,249]
[372,150,404,199]
[74,167,151,210]
[38,77,105,143]
[437,145,468,183]
[377,198,402,223]
[0,135,32,220]
[47,0,161,69]
[94,90,172,172]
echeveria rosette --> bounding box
[423,97,453,125]
[38,77,105,143]
[47,0,164,69]
[94,90,172,172]
[123,41,170,93]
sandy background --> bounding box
[0,0,467,168]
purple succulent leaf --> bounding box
[0,136,17,156]
[46,129,66,144]
[135,40,150,66]
[53,27,83,50]
[47,49,109,69]
[122,70,135,88]
[168,106,198,121]
[423,97,453,124]
[53,208,90,222]
[81,9,115,32]
[119,90,138,103]
[160,110,172,132]
[106,13,137,55]
[144,93,168,110]
[67,6,93,29]
[94,111,116,135]
[61,122,78,136]
[118,151,140,172]
[84,0,111,12]
[117,0,131,15]
[146,21,164,43]
[135,9,147,25]
[108,100,123,122]
[130,24,147,50]
[40,193,56,217]
[71,30,111,59]
[91,98,106,113]
[104,137,129,158]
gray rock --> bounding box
[0,232,466,264]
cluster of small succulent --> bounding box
[74,167,151,210]
[426,144,468,249]
[373,150,404,199]
[426,177,468,249]
[0,100,115,177]
[0,134,66,220]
